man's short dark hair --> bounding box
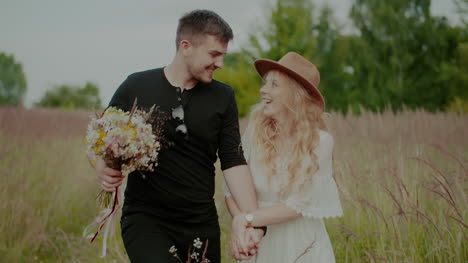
[176,9,233,50]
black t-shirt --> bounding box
[108,68,246,223]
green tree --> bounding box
[349,0,467,112]
[0,52,27,106]
[454,0,468,25]
[36,82,102,110]
[243,0,318,61]
[216,0,348,114]
[312,7,353,113]
[217,0,467,114]
[215,52,261,117]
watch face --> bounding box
[245,214,254,222]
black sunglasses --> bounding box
[172,90,189,139]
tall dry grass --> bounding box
[324,109,467,262]
[0,106,466,262]
[0,106,124,263]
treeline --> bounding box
[215,0,468,116]
[1,0,466,114]
[0,52,101,110]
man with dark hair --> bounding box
[175,9,234,49]
[94,9,262,262]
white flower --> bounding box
[190,252,199,260]
[193,237,203,249]
[169,245,177,254]
[85,106,164,181]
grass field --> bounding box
[0,106,466,263]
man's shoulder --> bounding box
[209,79,234,95]
[127,67,163,81]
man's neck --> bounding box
[164,57,198,91]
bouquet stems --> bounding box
[97,158,123,208]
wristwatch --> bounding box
[245,213,254,228]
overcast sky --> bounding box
[0,0,460,107]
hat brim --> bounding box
[254,58,325,110]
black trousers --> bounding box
[120,213,221,263]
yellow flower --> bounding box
[96,130,107,146]
[103,109,115,116]
[98,130,107,138]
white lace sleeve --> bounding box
[282,131,343,219]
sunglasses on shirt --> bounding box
[172,90,189,140]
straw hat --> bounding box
[254,52,325,110]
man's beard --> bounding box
[193,66,215,84]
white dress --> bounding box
[224,130,343,263]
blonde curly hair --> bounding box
[244,70,327,198]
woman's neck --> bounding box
[273,117,293,138]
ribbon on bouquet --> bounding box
[83,186,121,257]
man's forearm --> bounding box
[225,196,242,217]
[223,164,257,212]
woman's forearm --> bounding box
[244,203,302,227]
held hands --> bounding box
[230,214,264,260]
[94,157,125,192]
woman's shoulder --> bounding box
[312,130,334,158]
[318,130,333,146]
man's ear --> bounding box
[179,40,191,56]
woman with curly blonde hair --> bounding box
[224,52,343,262]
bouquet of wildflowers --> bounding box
[84,99,166,253]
